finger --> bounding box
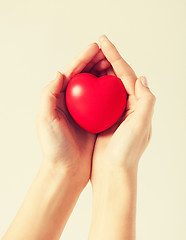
[106,66,116,76]
[89,59,111,74]
[98,35,137,95]
[135,76,156,122]
[81,48,105,73]
[62,42,99,90]
[99,70,107,77]
[38,72,64,120]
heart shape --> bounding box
[65,73,127,133]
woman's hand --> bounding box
[3,42,114,240]
[36,42,111,187]
[91,35,156,178]
[88,35,156,240]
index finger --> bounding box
[62,42,99,91]
[98,35,137,95]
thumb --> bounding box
[135,76,156,121]
[39,71,64,119]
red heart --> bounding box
[65,73,127,133]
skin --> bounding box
[2,42,100,240]
[88,35,156,240]
[2,35,156,240]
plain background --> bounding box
[0,0,185,239]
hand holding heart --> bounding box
[36,43,101,187]
[36,35,156,188]
[90,36,156,179]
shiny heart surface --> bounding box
[65,73,127,133]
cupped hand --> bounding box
[91,35,156,183]
[36,42,111,186]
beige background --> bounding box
[0,0,186,239]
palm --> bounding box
[91,74,137,166]
[86,36,143,170]
[89,35,155,176]
[54,90,96,165]
[53,47,112,165]
[37,43,108,183]
[49,45,117,177]
[54,44,115,163]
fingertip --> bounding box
[91,42,99,47]
[98,34,105,41]
[136,76,149,91]
[135,76,156,104]
[49,71,64,95]
[57,71,64,88]
[98,34,109,47]
[51,71,63,83]
[98,34,108,42]
[87,42,99,51]
[56,71,63,79]
[140,76,149,88]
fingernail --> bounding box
[141,76,149,87]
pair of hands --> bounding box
[36,35,156,190]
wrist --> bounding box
[91,164,138,203]
[91,158,138,186]
[39,160,87,193]
[92,169,138,188]
[89,165,138,240]
[2,158,84,240]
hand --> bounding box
[3,43,114,240]
[36,42,111,187]
[91,35,156,183]
[88,35,156,240]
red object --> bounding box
[65,73,127,133]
